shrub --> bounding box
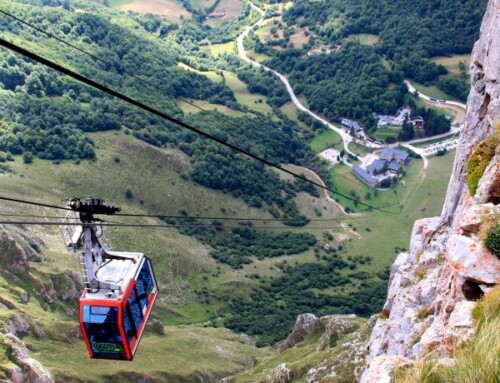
[23,151,33,164]
[466,129,499,196]
[484,224,500,259]
[124,188,134,199]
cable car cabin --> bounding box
[79,251,158,360]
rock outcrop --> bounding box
[360,1,500,381]
[0,334,54,383]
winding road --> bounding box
[237,2,357,156]
[404,80,467,110]
[236,3,466,173]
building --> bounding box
[379,148,411,166]
[388,160,402,174]
[366,159,387,175]
[341,118,362,132]
[410,117,424,129]
[352,165,377,187]
[207,11,226,18]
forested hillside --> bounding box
[0,1,474,379]
[0,0,323,222]
[251,0,486,130]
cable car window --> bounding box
[123,304,136,344]
[83,305,125,357]
[136,261,154,311]
[128,289,143,331]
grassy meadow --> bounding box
[372,124,402,142]
[347,33,380,46]
[431,54,471,77]
[310,129,344,153]
[411,81,463,103]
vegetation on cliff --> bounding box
[394,286,500,383]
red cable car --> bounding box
[65,198,158,360]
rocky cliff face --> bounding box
[360,1,500,381]
[0,226,84,383]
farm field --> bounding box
[431,54,471,76]
[189,0,217,11]
[177,64,274,114]
[204,0,244,26]
[246,49,273,62]
[347,33,379,46]
[177,98,246,117]
[109,0,191,21]
[205,42,236,56]
[223,71,274,114]
[177,62,223,83]
[289,28,310,48]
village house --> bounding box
[341,118,362,132]
[366,159,387,176]
[352,165,377,187]
[207,11,226,18]
[379,148,412,166]
[351,148,411,188]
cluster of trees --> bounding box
[436,77,470,101]
[236,65,290,107]
[0,4,235,158]
[409,99,451,137]
[163,217,316,268]
[226,259,388,344]
[0,0,325,217]
[384,100,451,143]
[282,0,485,101]
[267,43,407,131]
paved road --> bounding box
[236,6,464,172]
[404,80,467,110]
[237,2,357,156]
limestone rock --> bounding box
[457,203,499,235]
[442,0,500,224]
[260,364,291,383]
[279,313,319,353]
[360,2,500,381]
[409,217,440,254]
[0,334,54,383]
[448,301,476,328]
[447,234,500,284]
[316,314,357,351]
[6,314,29,338]
[359,356,410,383]
[0,231,30,275]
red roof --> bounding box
[208,12,226,17]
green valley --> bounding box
[0,0,486,381]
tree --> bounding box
[124,187,134,199]
[23,151,33,164]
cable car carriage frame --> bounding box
[63,198,158,360]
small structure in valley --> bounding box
[207,11,226,18]
[352,165,377,187]
[352,148,412,188]
[341,118,362,133]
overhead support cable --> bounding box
[0,38,398,214]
